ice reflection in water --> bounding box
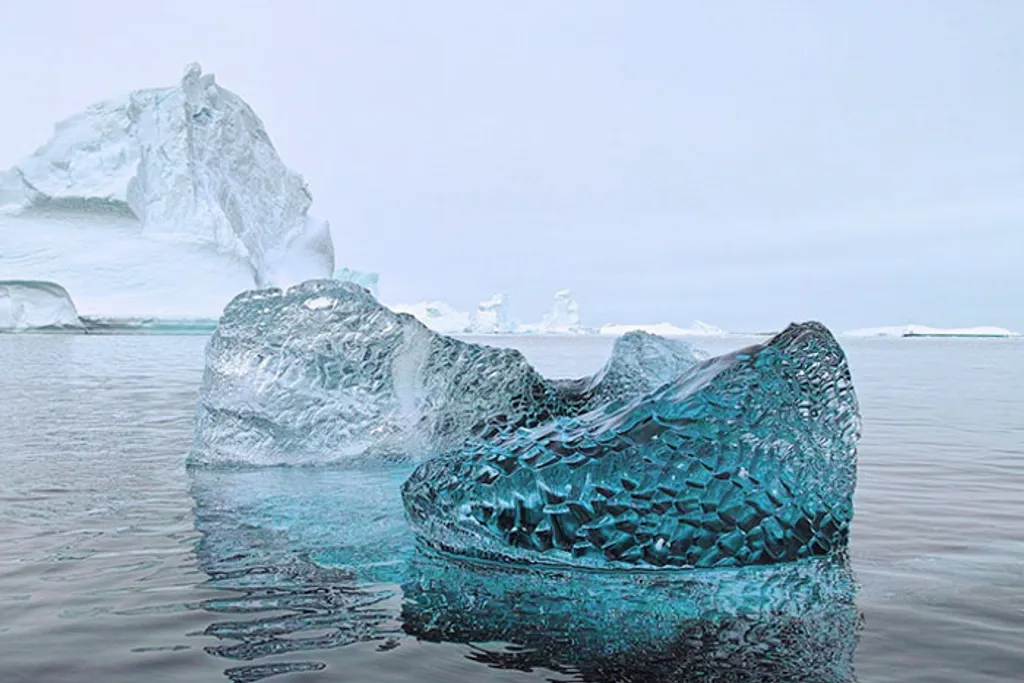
[189,464,860,682]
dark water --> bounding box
[1,334,1021,682]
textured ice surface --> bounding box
[0,280,82,330]
[403,322,860,569]
[0,63,332,317]
[469,293,515,334]
[191,280,702,467]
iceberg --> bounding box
[0,280,83,331]
[190,280,702,467]
[518,289,591,334]
[333,267,379,298]
[403,322,861,569]
[600,320,727,337]
[468,293,515,334]
[0,63,333,318]
[844,324,1019,338]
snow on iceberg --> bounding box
[600,320,727,337]
[0,63,333,318]
[843,324,1019,338]
[190,280,703,467]
[334,267,379,298]
[403,322,861,570]
[0,280,83,331]
[468,293,516,334]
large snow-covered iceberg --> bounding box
[0,63,333,317]
[0,280,83,330]
[843,324,1019,338]
[600,320,727,337]
[190,280,702,467]
[403,322,861,569]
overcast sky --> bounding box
[1,1,1021,331]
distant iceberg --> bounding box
[600,320,727,337]
[518,289,593,334]
[844,324,1020,338]
[0,63,333,318]
[469,293,515,334]
[333,267,379,298]
[0,280,83,331]
[388,300,472,334]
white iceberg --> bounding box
[389,300,472,334]
[843,324,1020,338]
[518,289,592,334]
[0,280,83,330]
[600,320,727,337]
[0,63,333,318]
[334,267,380,298]
[468,293,515,334]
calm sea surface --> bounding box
[1,333,1021,682]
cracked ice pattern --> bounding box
[402,322,860,569]
[191,280,702,467]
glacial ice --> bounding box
[402,322,861,569]
[0,280,83,330]
[469,293,515,334]
[0,63,333,318]
[190,280,702,467]
[600,320,727,337]
[333,267,380,298]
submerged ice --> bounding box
[403,322,861,569]
[190,280,702,467]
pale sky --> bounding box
[1,1,1021,331]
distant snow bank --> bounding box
[600,320,727,337]
[843,325,1020,338]
[0,281,83,330]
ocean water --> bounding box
[0,333,1021,682]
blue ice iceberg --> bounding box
[402,322,860,569]
[190,280,702,467]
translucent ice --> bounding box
[0,280,83,331]
[190,280,702,467]
[404,548,859,683]
[403,322,860,569]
